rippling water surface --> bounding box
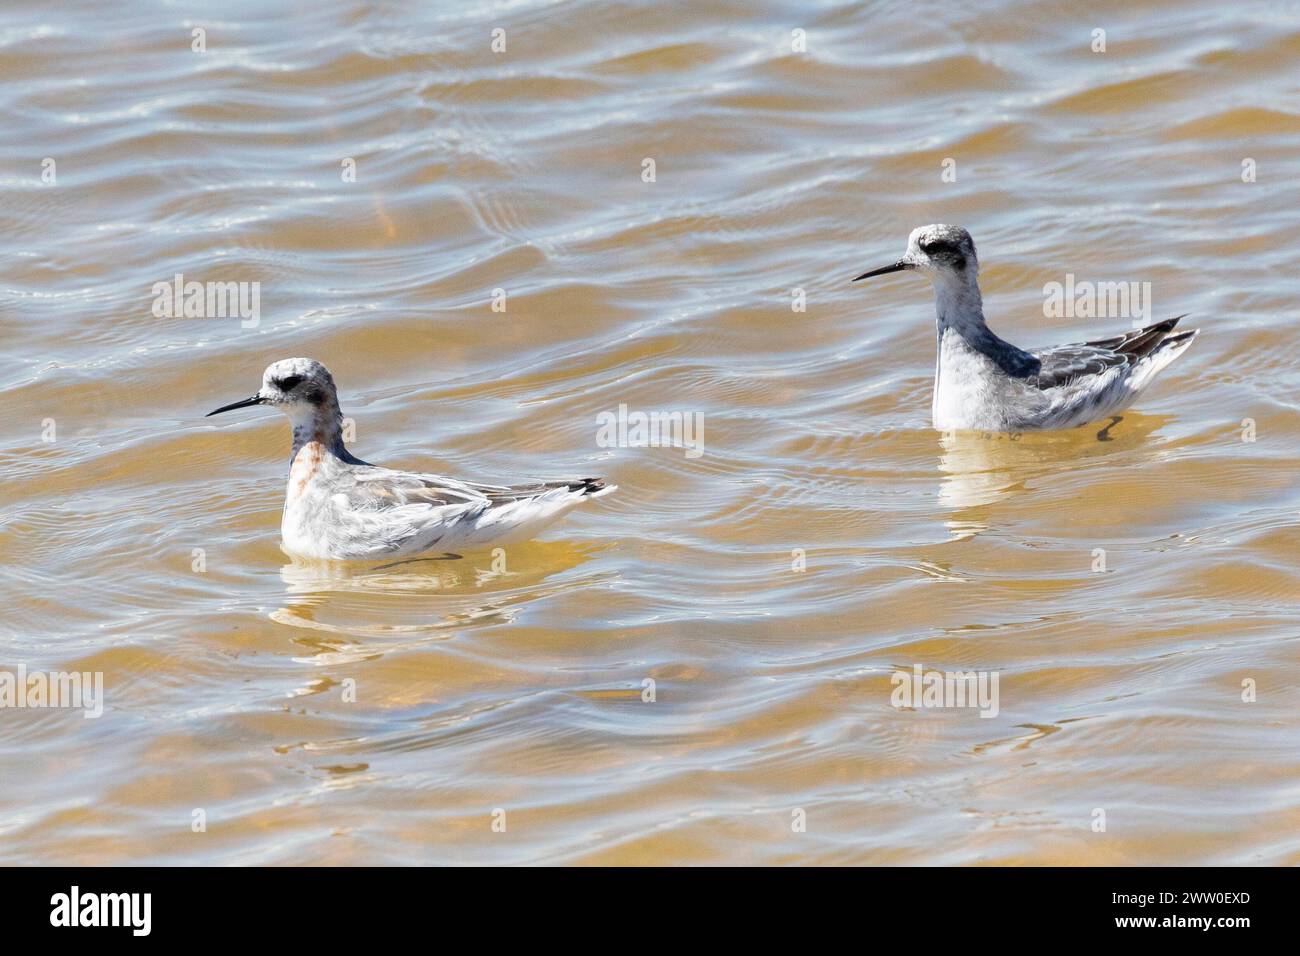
[2,0,1298,864]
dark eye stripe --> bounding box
[276,375,303,390]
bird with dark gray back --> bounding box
[207,358,615,559]
[854,225,1198,432]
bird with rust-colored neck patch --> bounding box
[853,225,1199,433]
[207,359,615,560]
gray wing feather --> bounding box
[1027,316,1186,390]
[342,468,608,512]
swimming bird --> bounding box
[206,358,615,560]
[853,225,1198,432]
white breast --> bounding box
[932,333,997,431]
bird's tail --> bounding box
[545,477,617,499]
[1147,326,1198,369]
[463,478,616,547]
[1133,323,1199,391]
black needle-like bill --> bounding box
[853,260,912,282]
[206,395,265,417]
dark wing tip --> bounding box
[1079,315,1191,358]
[1161,328,1199,348]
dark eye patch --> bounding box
[920,238,967,269]
[275,374,304,391]
[921,238,957,256]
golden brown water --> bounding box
[2,0,1298,865]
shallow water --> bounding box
[1,0,1298,864]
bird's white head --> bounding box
[207,357,341,432]
[853,224,979,284]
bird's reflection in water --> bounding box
[270,541,602,662]
[272,554,520,664]
[937,414,1166,537]
[279,551,499,598]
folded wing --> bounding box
[1028,315,1187,390]
[327,467,611,557]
